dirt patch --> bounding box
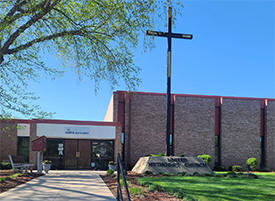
[0,170,43,193]
[101,171,181,201]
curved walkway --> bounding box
[0,171,116,201]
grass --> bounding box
[0,173,21,183]
[129,187,144,196]
[136,172,275,201]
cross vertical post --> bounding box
[146,6,193,156]
[166,7,172,156]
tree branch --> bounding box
[6,29,112,55]
[1,0,61,53]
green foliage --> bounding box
[246,158,257,171]
[136,172,275,201]
[129,187,144,196]
[147,184,163,192]
[106,169,114,176]
[136,180,151,187]
[0,161,12,170]
[232,165,243,172]
[173,191,185,199]
[177,172,186,176]
[193,172,200,176]
[197,154,211,165]
[150,153,165,157]
[0,0,183,117]
[0,173,21,182]
[178,154,185,157]
[161,172,173,176]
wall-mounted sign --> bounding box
[64,127,90,135]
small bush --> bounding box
[0,161,12,170]
[150,153,165,157]
[178,154,185,157]
[232,165,243,172]
[193,172,200,176]
[197,154,211,165]
[106,169,114,175]
[246,158,257,171]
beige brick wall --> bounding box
[221,99,261,169]
[174,96,216,168]
[126,93,166,167]
[0,123,17,161]
[266,100,275,170]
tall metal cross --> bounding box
[146,7,193,156]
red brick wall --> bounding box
[126,93,166,167]
[0,123,17,161]
[221,99,261,169]
[174,96,216,168]
[266,100,275,170]
[29,123,38,167]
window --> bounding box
[17,137,29,162]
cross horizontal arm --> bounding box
[146,30,193,40]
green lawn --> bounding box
[135,172,275,201]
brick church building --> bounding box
[0,90,274,170]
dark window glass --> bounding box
[44,139,64,170]
[17,137,29,162]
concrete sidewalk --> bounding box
[0,171,116,201]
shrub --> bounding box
[246,158,257,171]
[0,161,12,170]
[178,154,185,157]
[193,172,200,176]
[106,169,114,175]
[197,154,211,165]
[150,153,165,157]
[232,165,243,172]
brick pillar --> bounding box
[29,123,38,168]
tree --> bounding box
[0,0,182,118]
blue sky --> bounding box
[24,0,274,121]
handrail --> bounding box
[116,153,131,201]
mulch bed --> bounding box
[0,170,43,193]
[101,171,181,201]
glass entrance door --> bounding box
[91,140,114,170]
[44,139,64,170]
